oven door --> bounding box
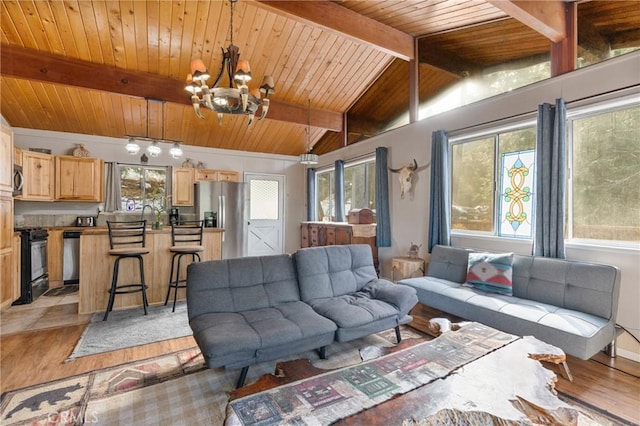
[30,239,48,281]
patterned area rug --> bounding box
[1,327,423,425]
[1,326,632,426]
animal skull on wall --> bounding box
[389,159,418,199]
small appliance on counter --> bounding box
[76,216,96,227]
[204,211,217,228]
[169,207,180,225]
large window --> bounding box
[568,101,640,243]
[316,158,376,222]
[119,165,168,211]
[451,126,536,238]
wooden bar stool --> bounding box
[104,220,150,321]
[165,220,204,312]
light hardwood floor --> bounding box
[1,301,639,424]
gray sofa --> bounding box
[187,244,418,387]
[398,245,621,360]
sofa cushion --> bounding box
[187,254,300,321]
[190,301,336,368]
[427,245,470,283]
[295,245,378,301]
[306,293,398,329]
[466,252,514,295]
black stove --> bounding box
[13,227,49,305]
[16,227,49,241]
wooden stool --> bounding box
[104,220,150,321]
[165,220,204,312]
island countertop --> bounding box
[78,227,223,314]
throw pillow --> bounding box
[466,252,514,295]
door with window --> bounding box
[247,174,285,256]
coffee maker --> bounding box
[169,207,180,225]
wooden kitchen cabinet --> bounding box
[217,170,240,182]
[195,169,241,182]
[47,228,64,285]
[172,167,195,206]
[0,125,15,309]
[55,155,104,202]
[19,149,55,201]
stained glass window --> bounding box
[499,149,535,238]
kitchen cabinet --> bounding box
[55,155,104,202]
[0,125,15,309]
[47,229,64,285]
[19,149,55,201]
[217,170,240,182]
[195,169,241,182]
[300,222,378,271]
[78,227,223,314]
[172,167,195,206]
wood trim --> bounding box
[551,2,577,77]
[251,0,414,61]
[0,44,343,132]
[487,0,567,42]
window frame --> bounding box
[565,94,640,248]
[314,155,376,222]
[118,163,169,212]
[449,119,537,239]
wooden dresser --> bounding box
[300,222,378,271]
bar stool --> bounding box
[104,220,150,321]
[165,220,204,312]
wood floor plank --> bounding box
[1,302,638,424]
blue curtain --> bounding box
[375,147,392,247]
[306,168,316,221]
[334,160,345,222]
[534,98,566,258]
[428,130,451,252]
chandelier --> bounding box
[185,0,275,126]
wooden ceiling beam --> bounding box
[251,0,414,61]
[0,44,343,132]
[487,0,567,42]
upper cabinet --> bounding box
[55,155,104,202]
[195,169,241,182]
[19,149,55,201]
[217,170,240,182]
[172,167,195,206]
[0,127,13,192]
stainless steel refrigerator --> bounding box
[195,181,249,259]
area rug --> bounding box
[1,327,423,425]
[66,302,192,361]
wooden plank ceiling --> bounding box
[1,1,638,157]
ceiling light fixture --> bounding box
[299,99,318,165]
[169,142,183,159]
[125,99,183,159]
[125,137,140,155]
[185,0,275,125]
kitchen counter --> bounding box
[78,227,223,314]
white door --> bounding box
[246,174,285,256]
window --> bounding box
[250,179,279,220]
[451,126,536,238]
[568,101,640,243]
[315,158,376,222]
[119,165,168,211]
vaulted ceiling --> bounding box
[1,1,638,157]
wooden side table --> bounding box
[391,257,425,282]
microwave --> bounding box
[13,164,23,197]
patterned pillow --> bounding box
[466,252,514,295]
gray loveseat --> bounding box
[398,245,621,360]
[187,244,418,387]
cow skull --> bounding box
[389,159,418,199]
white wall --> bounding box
[313,52,640,360]
[12,128,307,255]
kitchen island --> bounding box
[78,227,223,314]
